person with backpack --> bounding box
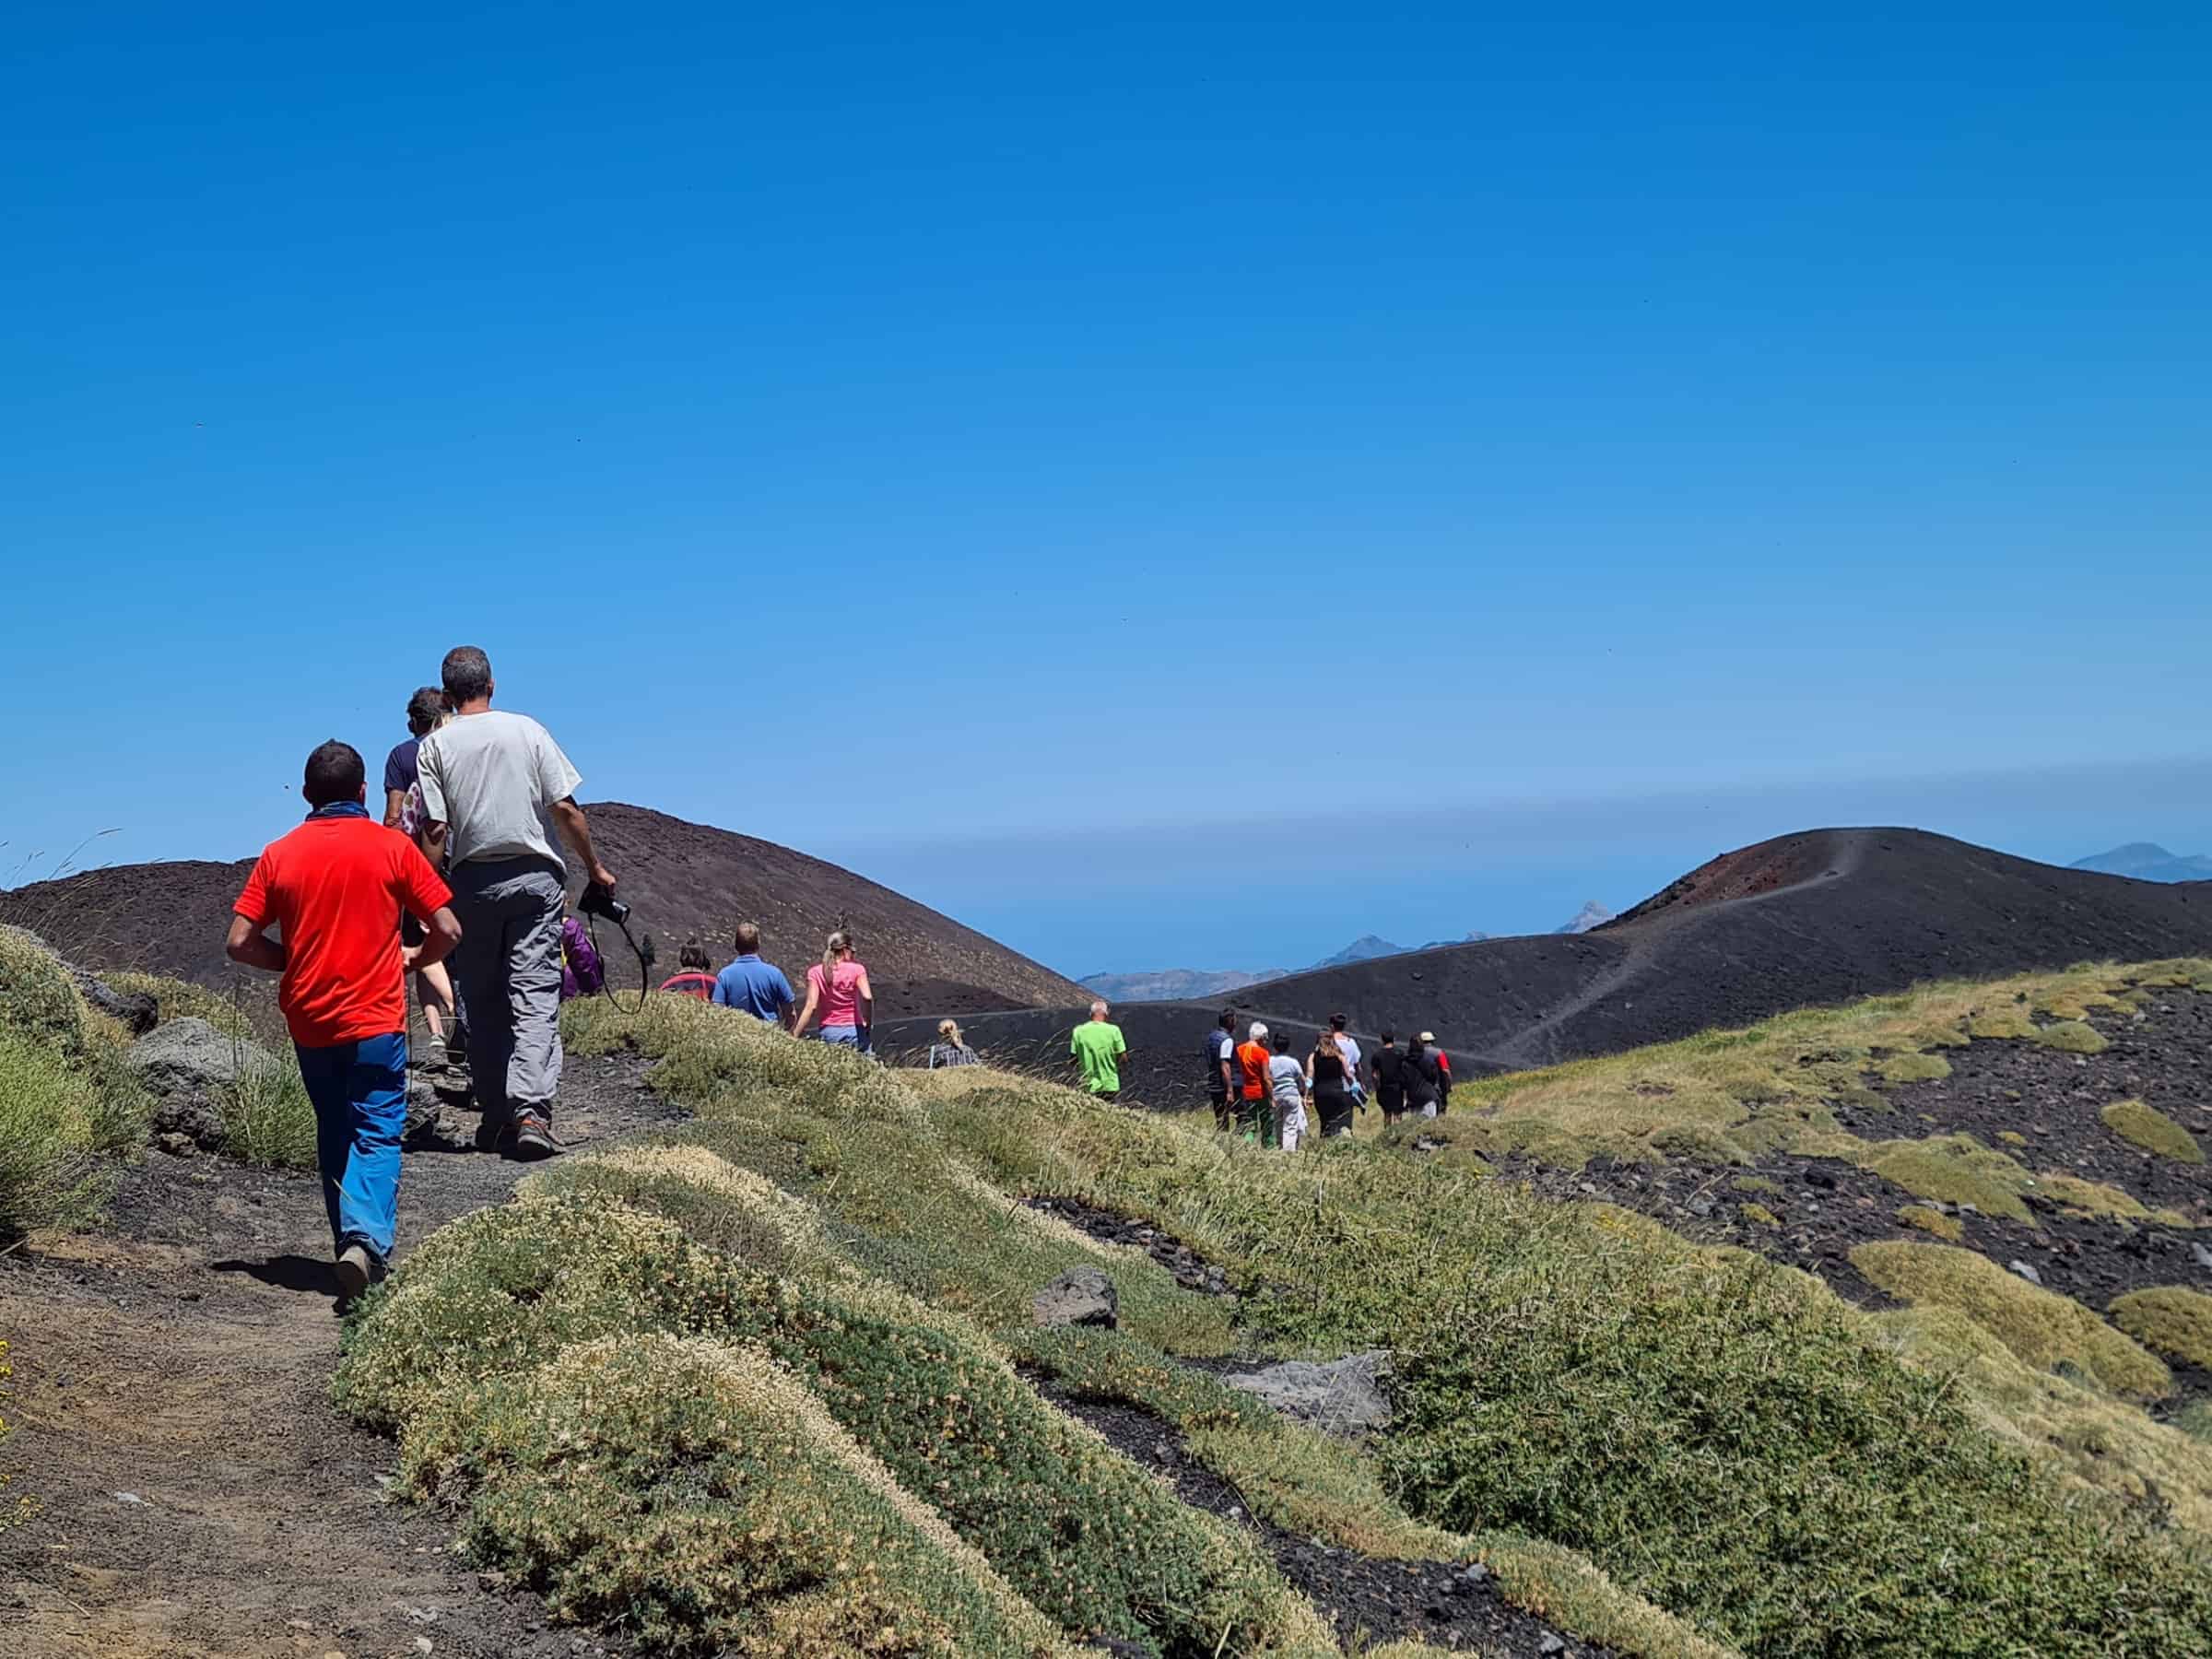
[1371,1029,1406,1124]
[658,937,718,1001]
[1268,1030,1311,1150]
[1404,1032,1443,1120]
[1204,1009,1237,1130]
[1234,1021,1275,1146]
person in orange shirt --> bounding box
[1233,1020,1277,1147]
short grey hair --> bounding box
[1248,1020,1268,1041]
[1089,999,1110,1018]
[441,644,492,703]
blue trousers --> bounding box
[294,1033,408,1262]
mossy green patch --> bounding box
[2100,1100,2205,1164]
[1877,1053,1951,1084]
[1738,1203,1781,1228]
[1845,1135,2036,1222]
[1850,1241,2171,1402]
[2108,1288,2212,1371]
[1731,1175,1780,1196]
[2034,1021,2109,1055]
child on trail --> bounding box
[227,740,461,1300]
[1268,1030,1311,1150]
[1234,1021,1275,1147]
[559,913,605,1000]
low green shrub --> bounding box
[2110,1288,2212,1371]
[2035,1021,2110,1055]
[341,1197,1329,1656]
[1384,1249,2212,1657]
[402,1334,1071,1656]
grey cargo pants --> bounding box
[447,857,566,1125]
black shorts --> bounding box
[1379,1088,1405,1114]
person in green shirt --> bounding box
[1070,1000,1129,1101]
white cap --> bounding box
[1418,1030,1435,1043]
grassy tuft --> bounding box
[0,929,150,1232]
[1850,1241,2171,1401]
[2100,1100,2205,1164]
[2109,1288,2212,1371]
[1876,1053,1950,1084]
[1737,1202,1780,1227]
[1895,1205,1961,1241]
[2033,1020,2109,1055]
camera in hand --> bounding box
[578,880,629,925]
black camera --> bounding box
[578,881,629,925]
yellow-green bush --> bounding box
[2110,1288,2212,1371]
[1850,1242,2170,1401]
[1895,1205,1961,1241]
[0,929,148,1231]
[2100,1100,2205,1164]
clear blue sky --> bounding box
[6,5,2208,975]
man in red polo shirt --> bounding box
[227,740,461,1300]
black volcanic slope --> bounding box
[878,829,2212,1106]
[0,803,1088,1020]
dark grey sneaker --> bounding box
[506,1111,563,1161]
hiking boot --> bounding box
[335,1241,376,1300]
[506,1110,563,1162]
[474,1112,507,1153]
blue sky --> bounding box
[5,5,2207,974]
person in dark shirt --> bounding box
[381,686,459,1069]
[381,687,448,826]
[659,937,718,1002]
[1204,1009,1237,1131]
[1371,1029,1406,1124]
[1403,1033,1443,1120]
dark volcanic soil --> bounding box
[1482,994,2212,1406]
[0,1052,681,1659]
[1024,1195,1233,1296]
[0,801,1088,1020]
[1034,1384,1608,1657]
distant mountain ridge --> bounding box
[1081,905,1611,1004]
[2071,843,2212,884]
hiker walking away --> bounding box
[1268,1030,1311,1151]
[415,644,617,1161]
[1307,1027,1357,1139]
[715,922,797,1027]
[1204,1009,1237,1130]
[559,911,606,1001]
[659,937,719,1001]
[930,1018,982,1068]
[1403,1032,1443,1121]
[1234,1021,1276,1146]
[381,685,459,1071]
[1433,1038,1453,1115]
[227,740,461,1299]
[1328,1013,1364,1112]
[1070,999,1128,1101]
[795,929,873,1051]
[1371,1029,1406,1125]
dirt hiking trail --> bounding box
[1,1052,679,1659]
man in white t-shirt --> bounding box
[416,645,617,1161]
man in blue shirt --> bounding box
[713,922,796,1028]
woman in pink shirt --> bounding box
[795,928,873,1053]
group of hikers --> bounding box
[1065,1002,1451,1147]
[223,644,899,1301]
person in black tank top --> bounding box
[1371,1030,1406,1124]
[1307,1030,1355,1138]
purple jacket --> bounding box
[559,916,605,1001]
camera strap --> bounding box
[584,910,657,1016]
